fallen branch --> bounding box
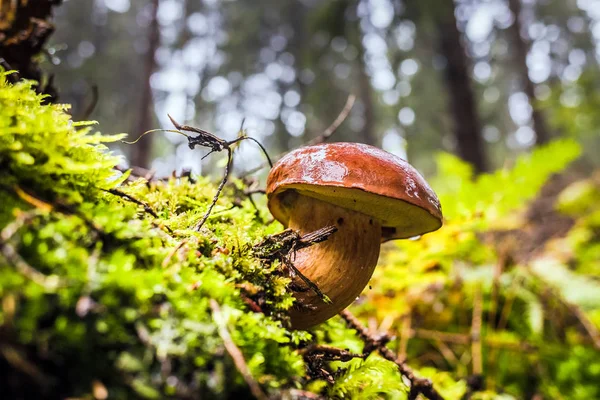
[339,310,445,400]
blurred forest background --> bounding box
[2,0,600,399]
[48,0,600,177]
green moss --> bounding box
[1,71,444,399]
[0,71,302,398]
[5,70,595,400]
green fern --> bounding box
[432,139,581,222]
[329,354,408,399]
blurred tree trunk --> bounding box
[356,40,377,146]
[275,0,308,153]
[131,0,160,168]
[354,2,377,147]
[0,0,62,101]
[289,1,309,143]
[508,0,551,145]
[437,3,487,173]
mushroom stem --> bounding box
[283,192,381,329]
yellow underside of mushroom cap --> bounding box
[269,184,442,241]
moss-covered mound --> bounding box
[9,69,594,400]
[0,72,434,399]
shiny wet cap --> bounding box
[266,142,443,241]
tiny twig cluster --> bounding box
[124,115,273,231]
[301,344,363,384]
[167,115,273,231]
[254,226,338,304]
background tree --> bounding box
[130,0,160,168]
[507,0,551,145]
[46,0,600,173]
[434,0,488,173]
[3,1,600,398]
[0,0,63,100]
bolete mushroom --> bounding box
[266,142,443,329]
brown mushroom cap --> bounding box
[266,142,443,240]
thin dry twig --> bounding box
[300,344,363,362]
[0,210,41,242]
[76,247,101,317]
[497,275,524,331]
[489,252,507,331]
[113,164,159,182]
[104,188,159,219]
[398,312,412,361]
[308,94,356,146]
[7,185,120,250]
[240,292,263,313]
[411,329,536,352]
[244,188,266,195]
[9,184,105,235]
[104,188,174,234]
[471,286,483,376]
[567,302,600,350]
[7,184,167,245]
[0,210,64,290]
[12,185,53,212]
[225,177,266,223]
[0,345,51,386]
[433,338,460,367]
[339,310,445,400]
[240,93,356,178]
[1,239,63,290]
[254,225,338,259]
[210,299,268,400]
[161,239,188,268]
[193,147,232,231]
[301,343,364,386]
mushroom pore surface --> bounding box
[281,190,381,329]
